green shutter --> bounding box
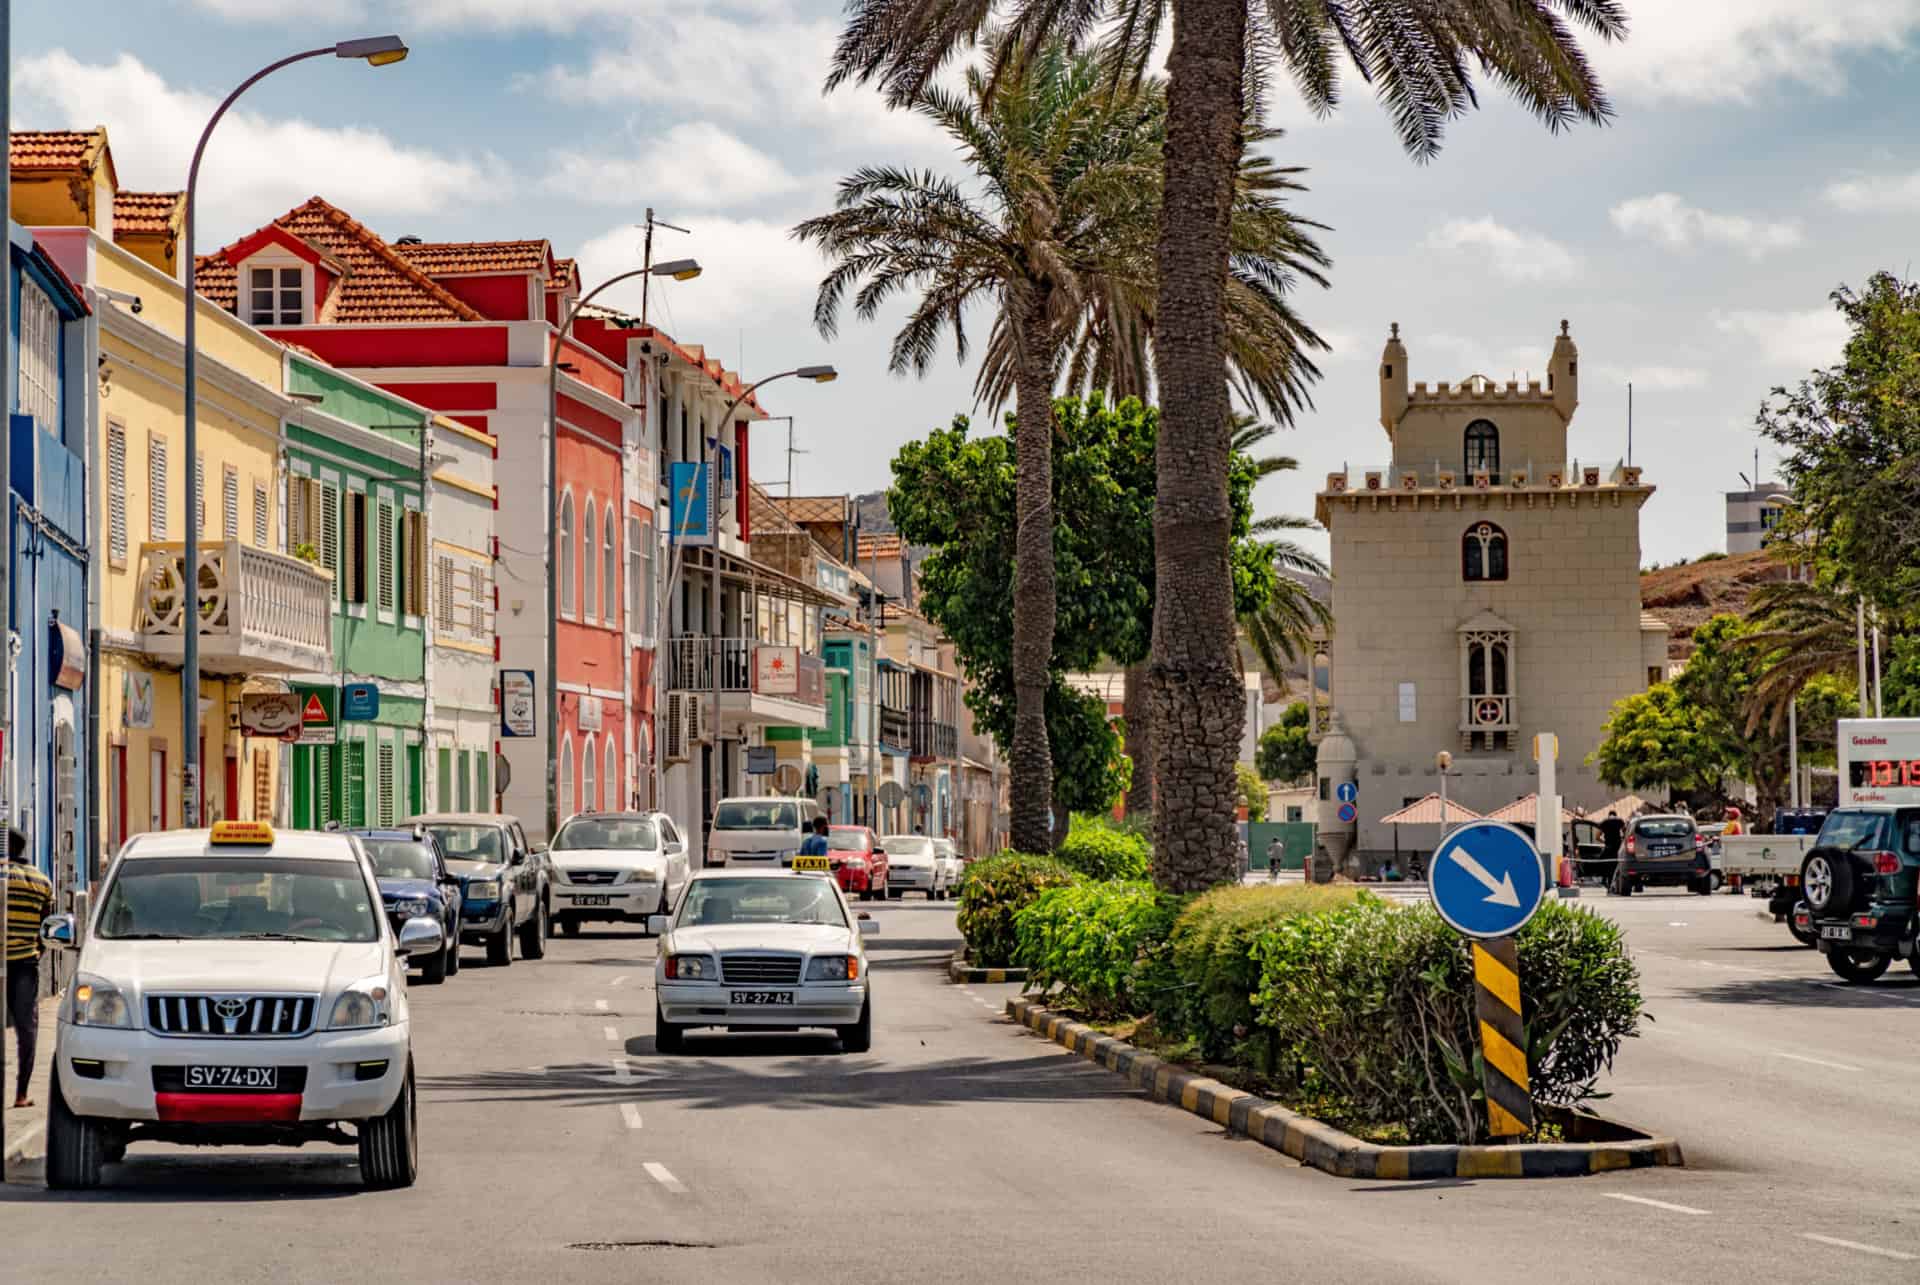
[346,738,369,827]
[437,747,452,811]
[292,746,313,829]
[476,749,491,812]
[456,751,472,811]
[407,742,424,818]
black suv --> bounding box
[1795,806,1920,983]
[1609,814,1712,896]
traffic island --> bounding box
[949,948,1026,985]
[1006,996,1683,1180]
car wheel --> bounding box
[418,934,450,985]
[358,1059,419,1190]
[1691,876,1713,897]
[447,919,461,976]
[655,999,685,1055]
[486,910,513,967]
[1802,852,1854,915]
[1709,870,1725,893]
[838,994,873,1054]
[888,885,904,900]
[520,898,548,960]
[1909,952,1920,979]
[1827,947,1893,984]
[45,1070,106,1190]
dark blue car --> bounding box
[338,827,465,984]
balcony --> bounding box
[135,541,333,675]
[667,636,826,730]
[911,716,959,762]
[880,706,910,754]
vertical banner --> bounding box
[669,461,712,546]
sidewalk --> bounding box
[3,992,60,1177]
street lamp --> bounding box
[178,34,408,827]
[659,366,837,864]
[545,253,705,836]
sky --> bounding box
[16,1,1920,566]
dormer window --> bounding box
[247,265,305,325]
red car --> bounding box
[828,825,891,901]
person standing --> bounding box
[5,825,52,1108]
[799,815,831,858]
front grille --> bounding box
[568,870,620,886]
[145,994,318,1039]
[720,954,802,985]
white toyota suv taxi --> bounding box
[37,821,443,1190]
[548,810,690,936]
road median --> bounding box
[948,948,1026,985]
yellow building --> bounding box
[14,128,332,847]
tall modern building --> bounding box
[1725,481,1792,554]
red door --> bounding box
[225,754,241,820]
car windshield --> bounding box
[554,816,657,851]
[425,825,504,863]
[97,857,378,942]
[884,836,934,858]
[364,840,437,881]
[827,830,869,852]
[678,877,845,927]
[1819,811,1887,851]
[1634,819,1694,838]
[713,801,799,830]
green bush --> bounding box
[1250,899,1642,1144]
[1012,881,1185,1019]
[955,852,1078,967]
[1054,813,1151,881]
[1157,884,1366,1064]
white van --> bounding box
[706,796,821,869]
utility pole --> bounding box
[868,535,882,833]
[638,208,691,328]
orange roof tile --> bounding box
[392,238,552,277]
[856,533,905,559]
[776,496,849,526]
[10,128,108,173]
[113,190,183,237]
[195,197,482,325]
[548,257,579,291]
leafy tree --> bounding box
[828,0,1623,892]
[1883,635,1920,719]
[1255,702,1316,785]
[1590,683,1718,801]
[1236,764,1268,822]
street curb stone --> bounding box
[948,949,1027,985]
[1006,996,1684,1181]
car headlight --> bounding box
[806,955,860,981]
[71,974,132,1028]
[390,898,429,919]
[628,866,660,883]
[326,976,393,1030]
[845,857,868,870]
[466,879,501,900]
[664,954,714,980]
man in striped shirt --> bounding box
[5,825,52,1108]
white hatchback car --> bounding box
[37,821,441,1190]
[881,834,947,899]
[933,838,964,894]
[548,811,690,936]
[650,868,877,1052]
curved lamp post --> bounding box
[179,34,407,827]
[544,257,701,836]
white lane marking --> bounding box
[1667,921,1689,927]
[1801,1234,1916,1262]
[611,975,628,986]
[1775,1051,1862,1072]
[644,1161,686,1193]
[1820,983,1920,1004]
[1602,1194,1710,1216]
[603,1025,621,1043]
[610,1058,634,1083]
[619,1103,644,1131]
[595,998,610,1011]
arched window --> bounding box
[1463,419,1500,477]
[558,492,576,615]
[603,507,618,624]
[583,498,598,619]
[559,736,574,819]
[1463,522,1508,582]
[605,738,619,810]
[582,734,597,812]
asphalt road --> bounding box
[2,889,1916,1283]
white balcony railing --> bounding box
[667,636,826,707]
[135,540,334,674]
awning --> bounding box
[1599,793,1656,818]
[48,620,85,690]
[1486,794,1578,824]
[1378,793,1485,825]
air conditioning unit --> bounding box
[691,696,712,743]
[663,692,689,762]
[1364,471,1384,491]
[1399,472,1419,492]
[1471,471,1492,490]
[1436,470,1456,490]
[1326,473,1348,494]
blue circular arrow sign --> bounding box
[1335,781,1358,804]
[1429,820,1547,939]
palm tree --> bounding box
[1741,577,1872,733]
[828,0,1625,892]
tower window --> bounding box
[1464,419,1500,477]
[1463,522,1508,582]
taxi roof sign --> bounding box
[210,820,276,846]
[791,854,832,875]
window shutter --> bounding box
[288,477,307,550]
[253,481,269,547]
[376,741,396,826]
[456,751,472,811]
[150,438,169,540]
[435,554,456,634]
[628,517,643,636]
[108,426,127,563]
[345,491,366,604]
[405,511,426,615]
[317,744,334,826]
[346,739,368,827]
[437,747,452,808]
[468,563,486,636]
[604,509,618,624]
[476,749,490,810]
[222,466,240,540]
[377,499,396,612]
[583,499,597,621]
[196,453,207,534]
[320,482,340,582]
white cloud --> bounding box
[1608,192,1802,258]
[572,216,829,334]
[1592,363,1709,391]
[546,123,807,210]
[187,0,724,29]
[1823,169,1920,212]
[1421,218,1579,283]
[1713,306,1851,371]
[16,51,501,246]
[1591,1,1920,104]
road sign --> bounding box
[500,670,535,738]
[1335,802,1357,824]
[1430,820,1546,939]
[341,682,379,722]
[295,686,336,746]
[1335,781,1358,804]
[879,781,905,808]
[746,746,777,775]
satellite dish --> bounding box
[493,753,512,794]
[775,763,802,793]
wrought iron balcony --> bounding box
[134,541,333,674]
[911,716,959,762]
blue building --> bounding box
[8,222,91,910]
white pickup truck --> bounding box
[1715,832,1819,944]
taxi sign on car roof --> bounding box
[210,820,276,846]
[792,854,832,875]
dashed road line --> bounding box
[644,1161,686,1193]
[1775,1051,1862,1072]
[1801,1234,1916,1262]
[594,998,610,1011]
[610,1058,634,1083]
[1602,1194,1710,1216]
[619,1103,644,1131]
[611,975,628,986]
[604,1024,621,1043]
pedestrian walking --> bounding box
[5,824,52,1108]
[799,815,831,858]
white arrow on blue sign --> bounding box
[1335,781,1358,804]
[1429,820,1546,939]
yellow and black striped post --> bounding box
[1472,935,1532,1138]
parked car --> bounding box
[881,834,947,900]
[339,826,463,984]
[37,821,438,1190]
[1794,805,1920,982]
[933,838,963,893]
[826,825,890,901]
[408,812,549,966]
[547,810,691,935]
[706,795,821,869]
[1609,814,1712,896]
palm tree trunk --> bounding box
[1123,661,1153,818]
[1009,290,1057,853]
[1147,0,1249,891]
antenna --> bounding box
[1627,382,1633,468]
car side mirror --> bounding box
[510,850,527,867]
[40,913,76,949]
[397,916,444,958]
[872,847,885,857]
[647,914,671,935]
[857,918,878,936]
[666,840,686,856]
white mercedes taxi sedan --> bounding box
[650,863,877,1053]
[37,822,443,1190]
